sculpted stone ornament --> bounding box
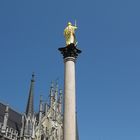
[64,22,77,46]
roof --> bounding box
[0,102,22,132]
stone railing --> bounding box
[0,122,19,140]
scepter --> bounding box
[74,20,78,45]
[75,20,77,27]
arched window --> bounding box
[28,120,32,135]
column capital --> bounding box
[58,43,82,59]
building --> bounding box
[0,74,64,140]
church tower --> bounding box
[20,74,36,140]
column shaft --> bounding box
[64,57,76,140]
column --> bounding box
[58,43,81,140]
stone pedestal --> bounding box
[58,43,81,140]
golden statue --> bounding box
[64,22,77,46]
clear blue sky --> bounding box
[0,0,140,140]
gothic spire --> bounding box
[26,73,35,116]
[50,81,54,107]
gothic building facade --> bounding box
[0,74,65,140]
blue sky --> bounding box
[0,0,140,140]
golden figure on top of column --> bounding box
[64,21,77,46]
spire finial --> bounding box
[55,81,58,91]
[40,95,43,102]
[51,81,54,88]
[31,72,35,82]
[5,104,9,113]
[59,89,62,95]
[58,89,63,103]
